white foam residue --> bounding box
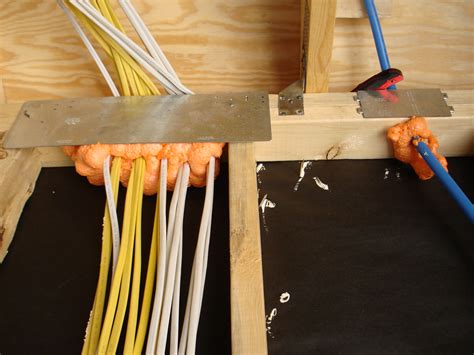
[384,168,390,180]
[266,308,277,324]
[265,308,278,338]
[256,163,265,186]
[396,171,401,180]
[280,292,290,303]
[293,161,312,191]
[259,194,276,233]
[259,194,276,213]
[313,177,329,191]
[256,163,265,173]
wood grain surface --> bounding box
[0,0,472,104]
[255,91,474,162]
[304,0,338,93]
[228,142,267,355]
[0,138,42,262]
[1,89,473,167]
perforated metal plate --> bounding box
[278,80,304,116]
[356,88,453,118]
[3,92,271,148]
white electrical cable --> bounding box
[184,157,215,355]
[103,156,121,277]
[152,166,183,354]
[146,159,169,355]
[62,3,214,352]
[199,159,216,308]
[70,0,193,95]
[118,0,181,82]
[179,204,213,354]
[178,157,215,355]
[198,159,215,312]
[57,0,120,96]
[170,228,183,355]
[70,0,178,94]
[156,164,190,355]
[151,163,183,354]
[166,168,183,260]
[178,263,194,355]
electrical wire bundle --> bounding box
[57,1,218,353]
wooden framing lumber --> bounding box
[228,143,267,355]
[302,0,338,93]
[3,90,471,167]
[255,91,474,162]
[0,89,472,350]
[0,142,41,261]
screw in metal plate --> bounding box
[443,93,449,100]
[279,96,287,101]
[279,111,287,115]
[296,95,303,100]
[449,106,455,113]
[356,107,363,114]
[288,99,294,104]
[296,109,304,115]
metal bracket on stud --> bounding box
[278,80,304,116]
[354,88,454,118]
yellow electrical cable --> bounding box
[106,157,144,353]
[97,162,136,353]
[86,157,122,354]
[93,0,134,96]
[123,157,145,353]
[133,176,161,354]
[97,0,145,97]
[81,157,122,355]
[97,0,145,96]
[67,2,159,95]
[74,13,160,95]
[67,1,166,351]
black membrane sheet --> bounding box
[258,157,474,355]
[1,159,473,355]
[0,166,231,355]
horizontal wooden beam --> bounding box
[2,89,472,167]
[255,90,474,162]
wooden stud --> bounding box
[0,79,43,262]
[303,0,338,93]
[228,143,267,355]
[0,139,42,262]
